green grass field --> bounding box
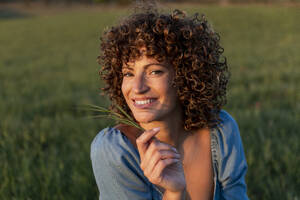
[0,4,299,200]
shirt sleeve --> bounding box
[90,128,154,200]
[216,111,249,200]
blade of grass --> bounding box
[115,104,134,121]
[78,104,123,118]
[79,104,144,131]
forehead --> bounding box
[122,55,170,70]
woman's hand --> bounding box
[136,127,186,195]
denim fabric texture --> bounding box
[90,110,249,200]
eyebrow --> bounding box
[122,63,167,70]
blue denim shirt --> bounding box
[90,110,249,200]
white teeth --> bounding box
[135,99,154,105]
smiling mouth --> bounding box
[134,99,155,105]
[132,98,157,108]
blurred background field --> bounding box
[0,1,299,200]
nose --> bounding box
[132,74,149,94]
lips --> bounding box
[132,98,157,109]
[135,99,155,104]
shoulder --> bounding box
[219,110,240,135]
[90,127,140,166]
[211,110,248,196]
[210,109,247,172]
[210,110,245,161]
[213,110,242,150]
[90,128,161,199]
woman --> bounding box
[91,5,249,200]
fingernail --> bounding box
[152,127,160,132]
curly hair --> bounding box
[98,6,229,131]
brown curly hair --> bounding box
[98,6,229,131]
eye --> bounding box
[150,70,163,75]
[122,72,133,77]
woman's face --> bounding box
[121,55,181,124]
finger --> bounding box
[136,127,160,159]
[142,149,180,175]
[141,139,179,170]
[144,139,178,162]
[149,158,180,185]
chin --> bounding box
[133,113,156,124]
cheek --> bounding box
[154,83,177,101]
[166,87,178,101]
[121,79,132,103]
[121,80,127,98]
[161,77,176,96]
